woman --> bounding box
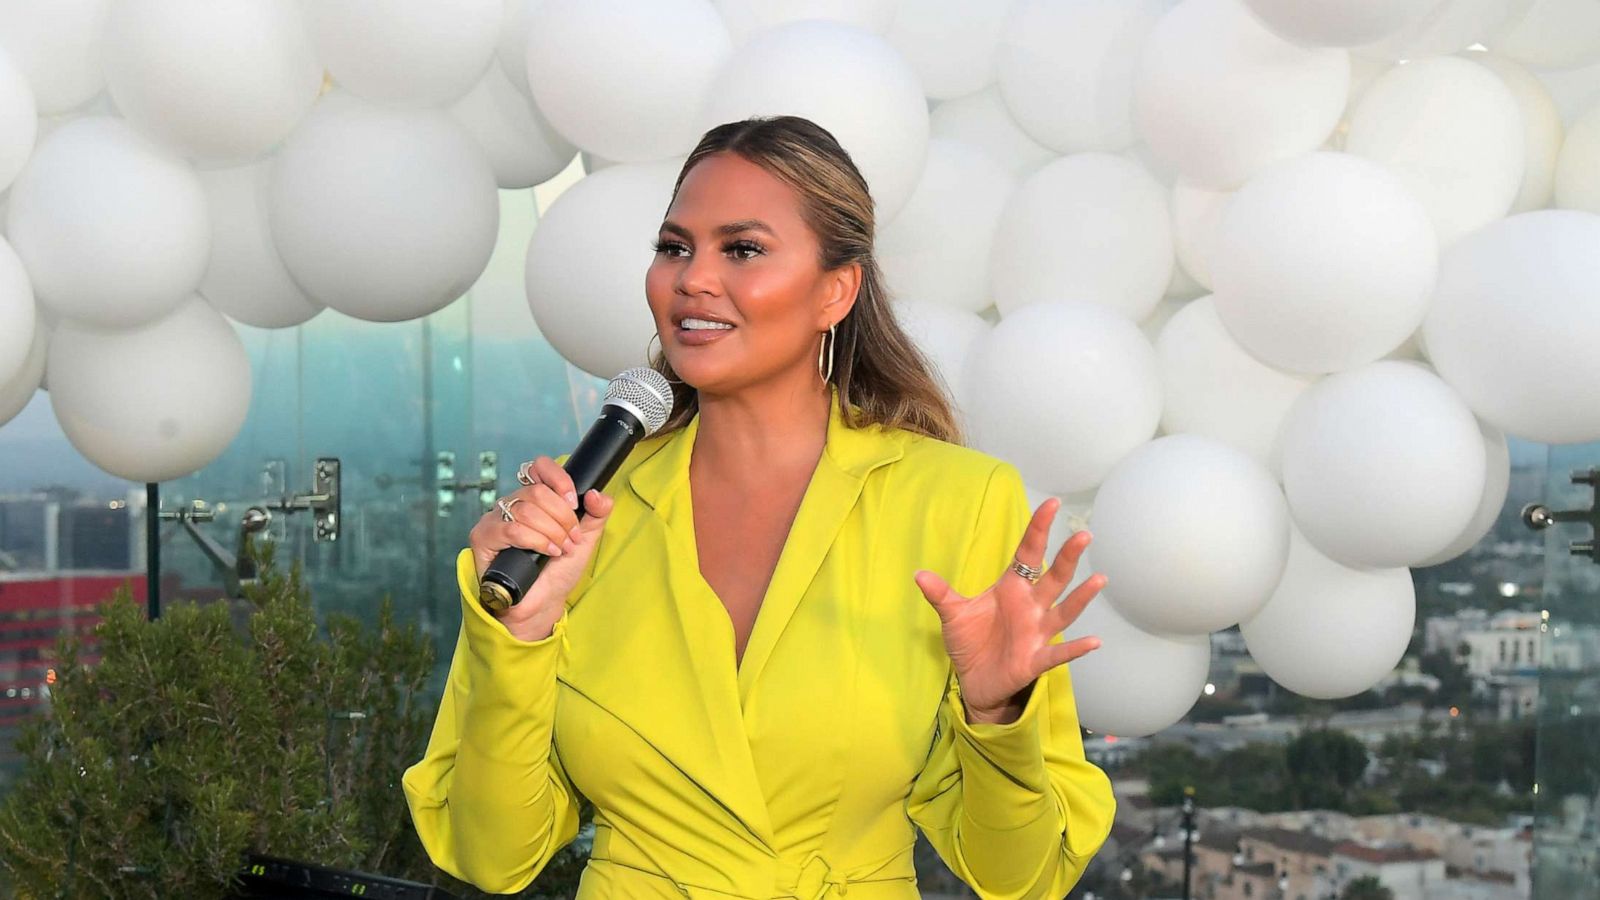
[403,116,1117,899]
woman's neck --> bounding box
[691,382,832,485]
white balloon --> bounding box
[1416,419,1511,567]
[1093,433,1290,635]
[523,159,682,379]
[888,0,1011,101]
[1240,0,1437,47]
[5,116,207,328]
[997,0,1166,154]
[1065,562,1213,737]
[303,0,502,106]
[1422,210,1600,443]
[963,300,1162,495]
[1345,56,1524,246]
[1526,54,1600,125]
[197,161,321,329]
[1139,295,1192,342]
[0,47,35,191]
[990,153,1172,321]
[450,62,576,188]
[1169,177,1231,289]
[269,93,499,322]
[889,299,988,407]
[1133,0,1349,189]
[1241,522,1416,699]
[929,85,1056,178]
[698,20,929,222]
[0,302,46,425]
[1156,296,1317,478]
[100,0,321,164]
[47,295,251,482]
[1211,151,1437,374]
[1356,0,1521,62]
[714,0,897,44]
[0,236,33,387]
[527,0,729,163]
[0,0,107,114]
[878,139,1013,314]
[1279,360,1486,567]
[1493,0,1600,70]
[1463,51,1564,213]
[1555,100,1600,212]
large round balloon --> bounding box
[0,237,34,388]
[197,161,322,329]
[524,159,682,379]
[1555,101,1600,212]
[997,0,1166,154]
[450,63,577,189]
[0,0,107,114]
[1064,549,1213,737]
[1211,151,1437,374]
[888,0,1011,102]
[1241,522,1415,699]
[302,0,502,106]
[714,0,898,44]
[0,46,36,191]
[496,0,539,98]
[1345,56,1523,247]
[889,299,989,411]
[0,303,47,427]
[963,300,1162,495]
[878,139,1013,314]
[5,116,208,328]
[1422,210,1600,444]
[100,0,321,164]
[1416,418,1511,567]
[1092,433,1289,635]
[1133,0,1349,190]
[1239,0,1437,47]
[526,0,730,164]
[1155,296,1316,478]
[1279,360,1486,568]
[48,295,252,483]
[929,85,1056,178]
[1463,51,1564,214]
[269,93,499,322]
[697,20,929,223]
[990,153,1172,321]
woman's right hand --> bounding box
[468,455,615,640]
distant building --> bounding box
[1331,841,1445,900]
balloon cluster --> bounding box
[1,0,1597,734]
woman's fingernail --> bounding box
[569,526,581,542]
[565,490,578,508]
[563,537,576,553]
[548,542,564,556]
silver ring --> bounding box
[496,496,523,523]
[1010,558,1043,584]
[516,461,539,486]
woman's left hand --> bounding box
[913,497,1105,724]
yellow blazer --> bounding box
[403,386,1115,899]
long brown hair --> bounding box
[644,115,965,445]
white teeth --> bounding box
[681,318,734,330]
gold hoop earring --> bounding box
[817,322,836,383]
[646,332,684,385]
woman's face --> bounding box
[645,150,858,395]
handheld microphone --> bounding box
[478,366,675,613]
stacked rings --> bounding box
[1009,558,1043,584]
[496,496,522,523]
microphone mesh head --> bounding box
[605,367,675,435]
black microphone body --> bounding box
[479,403,649,611]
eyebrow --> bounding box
[659,218,776,239]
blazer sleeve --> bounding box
[401,456,586,894]
[905,461,1117,900]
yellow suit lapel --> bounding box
[570,386,906,849]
